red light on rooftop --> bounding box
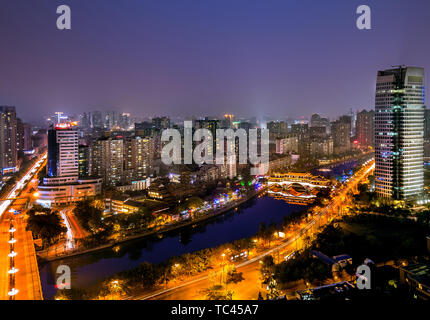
[55,123,71,130]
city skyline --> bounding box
[1,0,430,122]
[1,0,430,306]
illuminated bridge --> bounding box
[268,172,331,189]
[267,172,331,202]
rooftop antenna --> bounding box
[55,112,63,124]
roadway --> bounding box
[0,154,46,300]
[129,159,375,300]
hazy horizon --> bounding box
[1,0,429,123]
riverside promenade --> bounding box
[37,187,267,262]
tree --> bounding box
[201,285,233,300]
[225,265,244,284]
[257,223,273,248]
[73,200,103,232]
[26,205,67,248]
[260,255,275,285]
[177,196,204,214]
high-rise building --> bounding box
[275,134,299,155]
[16,118,24,154]
[78,144,90,178]
[267,121,288,139]
[374,66,425,200]
[90,111,103,129]
[32,129,48,149]
[194,118,220,160]
[80,112,91,129]
[331,116,351,154]
[424,108,430,141]
[424,108,430,158]
[135,121,155,138]
[152,116,170,130]
[91,135,154,186]
[103,111,117,129]
[46,123,79,184]
[16,119,32,154]
[38,122,102,206]
[124,136,154,181]
[309,136,333,158]
[310,114,331,134]
[291,123,309,139]
[118,113,131,130]
[0,106,18,173]
[92,137,124,186]
[355,109,374,148]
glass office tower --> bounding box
[375,66,425,200]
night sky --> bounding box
[1,0,429,122]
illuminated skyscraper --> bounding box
[47,123,79,183]
[0,106,18,173]
[374,66,425,200]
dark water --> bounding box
[39,160,359,299]
[311,160,358,180]
[39,195,306,299]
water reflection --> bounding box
[39,196,303,299]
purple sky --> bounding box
[0,0,429,122]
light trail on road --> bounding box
[60,210,75,250]
[0,154,46,218]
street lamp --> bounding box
[8,267,19,274]
[8,288,19,297]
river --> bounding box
[39,160,359,299]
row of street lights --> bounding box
[7,218,19,299]
[2,155,46,299]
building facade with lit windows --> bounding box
[37,123,102,207]
[47,123,79,183]
[0,106,18,174]
[374,66,425,200]
[355,109,375,148]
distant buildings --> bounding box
[267,121,288,140]
[331,115,351,155]
[355,109,374,148]
[16,118,32,153]
[275,134,299,155]
[374,66,425,200]
[310,113,330,134]
[152,116,170,130]
[0,106,18,174]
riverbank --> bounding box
[37,187,267,262]
[40,194,308,299]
